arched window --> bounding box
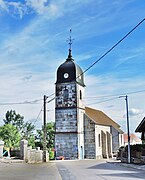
[80,90,82,100]
[98,134,101,147]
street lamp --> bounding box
[119,95,131,164]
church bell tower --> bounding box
[55,34,85,159]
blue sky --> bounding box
[0,0,145,134]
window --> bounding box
[80,90,82,100]
[98,134,101,147]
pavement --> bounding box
[1,157,145,180]
[107,158,145,171]
[0,157,62,180]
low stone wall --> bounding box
[118,148,145,164]
[20,140,49,163]
[0,140,4,158]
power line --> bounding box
[31,96,56,127]
[46,97,56,104]
[49,18,145,106]
[46,93,55,99]
[0,92,55,106]
[31,105,43,125]
[78,18,145,78]
[84,88,145,100]
[0,99,42,106]
[86,97,118,105]
[86,88,145,105]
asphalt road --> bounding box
[56,159,145,180]
[1,160,145,180]
[0,161,61,180]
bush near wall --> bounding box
[118,144,145,164]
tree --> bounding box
[36,122,55,150]
[3,110,24,131]
[21,122,35,148]
[0,124,21,155]
[3,110,35,148]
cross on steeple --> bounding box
[66,29,74,61]
[67,29,74,51]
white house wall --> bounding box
[95,125,111,159]
[119,134,124,147]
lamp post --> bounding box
[43,95,47,162]
[119,95,131,163]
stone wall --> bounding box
[84,115,95,159]
[20,140,49,163]
[111,126,119,154]
[55,133,78,159]
[55,108,78,159]
[0,140,4,158]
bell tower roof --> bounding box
[56,50,85,87]
[56,30,85,86]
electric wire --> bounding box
[77,18,145,78]
[0,99,42,106]
[84,88,145,100]
[1,19,145,107]
[31,105,44,125]
[86,97,119,105]
[30,96,56,126]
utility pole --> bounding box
[43,95,47,162]
[125,95,131,164]
[119,95,131,163]
[43,95,55,162]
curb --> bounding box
[0,158,25,163]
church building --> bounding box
[55,47,123,160]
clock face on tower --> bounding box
[64,73,69,79]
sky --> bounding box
[0,0,145,135]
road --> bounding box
[56,159,145,180]
[0,161,61,180]
[0,159,145,180]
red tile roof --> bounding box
[123,134,141,143]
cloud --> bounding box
[0,0,29,18]
[26,0,60,17]
[0,0,7,10]
[128,108,143,117]
[22,75,32,81]
[0,0,61,19]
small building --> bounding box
[135,117,145,142]
[84,107,124,159]
[123,134,142,146]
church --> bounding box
[55,47,123,160]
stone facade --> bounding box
[55,83,80,159]
[111,126,120,154]
[84,115,95,159]
[55,80,85,160]
[55,133,78,159]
